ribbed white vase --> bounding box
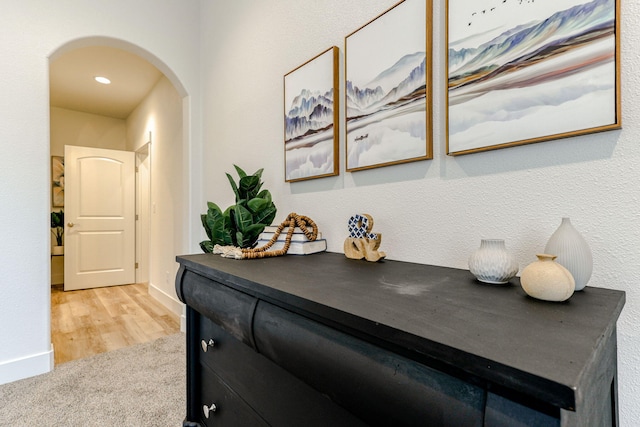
[469,239,519,284]
[544,218,592,291]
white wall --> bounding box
[200,1,640,425]
[50,107,127,155]
[126,76,184,316]
[0,0,201,385]
[49,107,127,284]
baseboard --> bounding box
[0,345,54,386]
[148,282,184,319]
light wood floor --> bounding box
[51,283,181,365]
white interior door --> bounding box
[64,145,136,291]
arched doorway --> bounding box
[48,37,189,363]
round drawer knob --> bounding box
[201,338,216,352]
[203,403,217,418]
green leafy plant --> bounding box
[51,210,64,246]
[200,165,277,252]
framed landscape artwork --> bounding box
[345,0,432,172]
[447,0,621,156]
[284,46,339,182]
[51,156,64,207]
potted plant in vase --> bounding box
[200,165,277,253]
[51,210,64,255]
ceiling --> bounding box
[49,46,163,120]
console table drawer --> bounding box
[177,253,624,426]
[197,313,368,426]
[198,363,267,427]
[254,301,485,427]
[182,270,257,346]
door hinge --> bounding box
[135,262,139,269]
[135,166,139,173]
[135,214,139,220]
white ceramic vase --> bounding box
[468,239,518,284]
[544,217,592,291]
[520,254,575,302]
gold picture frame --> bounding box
[446,0,621,156]
[284,46,339,182]
[345,0,433,171]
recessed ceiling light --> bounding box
[94,76,111,85]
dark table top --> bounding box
[177,251,625,411]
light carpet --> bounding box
[0,333,185,427]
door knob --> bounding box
[67,222,74,227]
[203,403,217,418]
[201,339,216,352]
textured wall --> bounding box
[0,0,201,384]
[200,1,640,425]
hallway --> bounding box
[51,283,180,365]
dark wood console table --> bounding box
[175,252,624,426]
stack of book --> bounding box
[256,226,327,255]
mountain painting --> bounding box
[345,0,432,171]
[284,47,339,182]
[447,0,620,155]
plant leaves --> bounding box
[256,190,272,203]
[203,204,223,241]
[223,231,234,246]
[207,204,222,221]
[228,206,237,228]
[233,204,253,233]
[253,182,263,198]
[247,197,268,213]
[207,201,222,212]
[233,164,247,179]
[235,231,245,247]
[201,214,212,240]
[239,175,260,200]
[201,166,277,249]
[51,211,64,228]
[242,223,267,246]
[211,215,233,246]
[226,173,240,202]
[253,203,277,226]
[199,240,214,253]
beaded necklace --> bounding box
[241,212,318,259]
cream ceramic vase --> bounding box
[544,217,592,291]
[520,254,575,302]
[468,239,518,284]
